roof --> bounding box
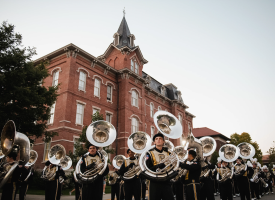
[192,127,230,141]
[116,17,135,49]
[262,155,269,161]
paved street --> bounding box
[9,191,275,200]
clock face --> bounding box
[123,40,127,43]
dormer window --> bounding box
[160,85,166,96]
[129,34,135,47]
[113,32,120,46]
[131,59,139,74]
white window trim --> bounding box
[128,88,142,99]
[105,112,113,123]
[131,117,139,134]
[150,103,154,118]
[129,114,142,124]
[94,78,101,99]
[92,106,101,112]
[50,67,62,75]
[131,90,139,108]
[107,85,113,103]
[76,67,91,77]
[52,70,59,87]
[78,71,87,92]
[105,81,116,89]
[48,102,56,125]
[92,75,104,84]
[75,101,86,126]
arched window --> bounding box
[94,78,100,97]
[78,71,87,91]
[132,90,138,107]
[131,117,139,133]
[52,70,59,87]
[150,103,154,117]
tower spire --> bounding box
[123,7,126,17]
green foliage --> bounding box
[230,132,263,164]
[210,150,219,164]
[0,21,59,141]
[267,141,275,165]
[68,111,115,168]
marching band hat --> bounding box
[188,150,197,158]
[153,132,165,141]
[237,156,242,160]
[87,143,99,149]
[217,157,222,164]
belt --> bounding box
[186,180,200,186]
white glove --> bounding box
[186,161,191,165]
[250,179,254,182]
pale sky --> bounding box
[1,0,274,154]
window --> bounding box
[131,118,138,133]
[107,85,112,101]
[76,103,84,125]
[151,126,155,139]
[132,90,138,107]
[52,70,59,87]
[93,108,100,115]
[78,71,87,91]
[106,113,111,123]
[150,103,154,117]
[158,106,161,111]
[73,137,79,154]
[48,102,56,124]
[131,59,139,74]
[43,141,51,161]
[94,79,100,97]
[178,115,182,125]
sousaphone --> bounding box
[237,142,255,160]
[139,111,182,181]
[75,120,116,183]
[109,155,126,185]
[0,120,30,188]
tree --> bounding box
[230,132,263,164]
[68,111,115,168]
[267,141,275,166]
[0,21,59,142]
[210,150,219,164]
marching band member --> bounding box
[249,158,260,200]
[110,168,121,200]
[118,149,141,200]
[180,149,201,200]
[146,133,174,200]
[1,148,27,200]
[263,165,274,195]
[43,160,67,200]
[234,157,252,200]
[200,157,215,200]
[216,160,233,200]
[80,144,109,200]
[15,165,33,200]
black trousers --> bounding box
[237,176,251,200]
[200,178,215,200]
[142,181,146,199]
[124,178,141,200]
[250,182,260,199]
[184,182,200,200]
[219,180,233,200]
[120,183,125,200]
[15,182,29,200]
[149,181,174,200]
[173,180,184,200]
[82,178,104,200]
[74,183,81,200]
[45,179,60,200]
[111,183,120,200]
[1,182,17,200]
[265,180,273,193]
[233,178,239,195]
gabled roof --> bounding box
[192,127,230,141]
[98,43,148,64]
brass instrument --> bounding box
[123,132,151,180]
[217,167,233,183]
[237,142,255,159]
[24,150,38,182]
[75,120,116,183]
[0,120,30,188]
[139,111,182,181]
[109,155,126,185]
[234,163,247,176]
[58,156,72,183]
[164,140,175,151]
[41,144,66,181]
[171,146,188,182]
[199,136,217,178]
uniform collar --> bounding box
[129,157,136,160]
[89,152,99,157]
[154,147,164,153]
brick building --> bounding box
[192,127,230,151]
[32,16,195,170]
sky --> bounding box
[1,0,274,154]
